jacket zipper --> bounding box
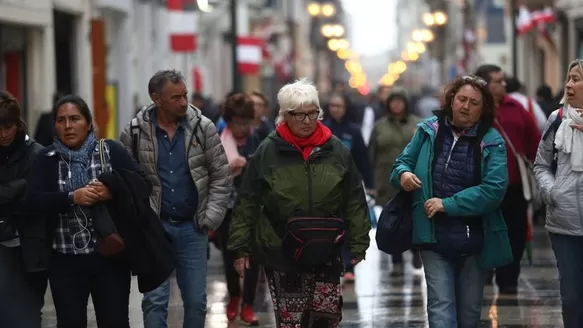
[150,123,163,215]
[306,161,313,215]
[443,134,460,180]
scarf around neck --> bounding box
[220,127,249,177]
[53,132,97,190]
[276,121,332,160]
[555,105,583,171]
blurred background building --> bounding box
[0,0,577,137]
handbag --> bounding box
[280,216,345,271]
[96,139,125,257]
[376,190,413,256]
[495,120,543,211]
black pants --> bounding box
[49,251,131,328]
[495,185,528,290]
[218,210,259,305]
[0,245,48,328]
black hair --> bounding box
[505,76,522,93]
[148,69,185,96]
[536,84,553,101]
[52,95,93,131]
[474,64,502,84]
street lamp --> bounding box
[321,3,336,17]
[337,48,352,60]
[434,11,447,25]
[307,2,336,17]
[307,3,320,16]
[321,24,345,38]
[423,11,448,27]
[412,29,435,42]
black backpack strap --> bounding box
[130,118,141,163]
[542,107,564,175]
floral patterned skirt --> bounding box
[265,258,344,328]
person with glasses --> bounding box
[216,93,262,325]
[227,78,371,327]
[474,65,541,295]
[391,76,512,328]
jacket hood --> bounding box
[386,88,411,118]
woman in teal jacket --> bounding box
[390,76,512,328]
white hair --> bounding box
[275,78,323,125]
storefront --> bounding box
[0,24,28,111]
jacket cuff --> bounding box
[233,249,250,259]
[442,197,454,214]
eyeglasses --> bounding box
[288,111,319,122]
[461,75,487,87]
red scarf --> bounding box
[276,121,332,160]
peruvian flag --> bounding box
[168,0,198,52]
[237,37,263,75]
[192,66,203,92]
[532,7,554,24]
[516,6,534,36]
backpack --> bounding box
[129,110,206,163]
[541,107,564,175]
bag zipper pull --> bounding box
[466,225,470,238]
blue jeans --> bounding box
[421,250,485,328]
[142,221,208,328]
[549,232,583,328]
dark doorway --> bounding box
[53,10,75,95]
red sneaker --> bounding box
[226,297,240,321]
[240,304,259,326]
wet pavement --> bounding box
[41,226,562,327]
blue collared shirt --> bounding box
[151,111,198,221]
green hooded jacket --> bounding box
[227,131,371,271]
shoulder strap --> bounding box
[193,118,206,152]
[494,118,520,158]
[542,107,564,141]
[130,118,141,163]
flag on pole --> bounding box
[167,0,198,52]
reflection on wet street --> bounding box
[41,227,562,327]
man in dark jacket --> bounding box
[475,65,541,294]
[0,91,46,328]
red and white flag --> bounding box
[168,0,198,52]
[516,6,534,36]
[237,37,263,75]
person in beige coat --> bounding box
[369,87,422,273]
[119,69,231,328]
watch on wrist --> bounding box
[68,192,75,206]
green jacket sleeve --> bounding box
[344,157,371,259]
[390,127,424,189]
[442,143,508,216]
[227,152,262,259]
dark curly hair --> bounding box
[222,93,255,123]
[440,75,496,127]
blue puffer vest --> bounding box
[431,120,484,258]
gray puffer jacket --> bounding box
[533,109,583,236]
[119,104,231,231]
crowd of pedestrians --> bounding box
[0,58,581,328]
